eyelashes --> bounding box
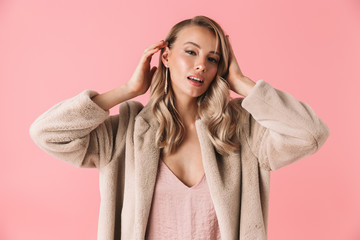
[185,50,219,64]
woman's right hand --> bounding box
[91,40,168,111]
[126,40,168,96]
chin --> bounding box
[185,88,207,98]
[172,82,210,100]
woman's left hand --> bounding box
[226,35,256,97]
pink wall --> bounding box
[1,0,359,239]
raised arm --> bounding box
[225,35,329,170]
[29,89,143,168]
[29,40,168,168]
[239,80,330,170]
[92,40,168,110]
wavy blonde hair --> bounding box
[150,15,242,156]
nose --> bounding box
[195,58,206,72]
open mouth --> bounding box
[187,76,204,83]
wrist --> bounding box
[231,75,256,97]
[241,77,256,97]
[121,83,141,99]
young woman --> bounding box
[30,15,330,240]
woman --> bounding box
[30,15,330,239]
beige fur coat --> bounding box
[30,80,330,239]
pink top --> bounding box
[145,160,222,239]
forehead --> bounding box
[175,25,220,53]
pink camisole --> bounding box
[145,159,222,239]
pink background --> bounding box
[1,0,359,239]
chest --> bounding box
[161,129,204,188]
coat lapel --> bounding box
[132,103,241,239]
[133,110,160,238]
[196,120,241,240]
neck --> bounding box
[175,96,199,129]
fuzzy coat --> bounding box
[29,79,330,240]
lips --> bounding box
[187,74,204,83]
[187,74,205,87]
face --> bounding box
[162,25,221,100]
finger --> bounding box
[143,43,167,61]
[141,40,168,64]
[149,40,164,48]
[145,40,168,53]
[142,49,161,63]
[143,44,167,61]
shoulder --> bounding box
[118,100,144,116]
[110,101,144,131]
[117,100,156,126]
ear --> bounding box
[161,46,170,67]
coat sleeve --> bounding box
[29,90,142,168]
[240,80,330,171]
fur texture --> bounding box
[29,80,330,239]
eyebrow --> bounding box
[183,41,221,56]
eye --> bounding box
[208,57,218,64]
[185,50,219,64]
[185,50,196,55]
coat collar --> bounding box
[132,101,242,239]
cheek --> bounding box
[173,53,194,68]
[171,56,192,81]
[204,69,218,87]
[209,68,218,82]
[177,56,192,71]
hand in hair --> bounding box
[91,40,168,111]
[126,40,168,96]
[226,35,256,97]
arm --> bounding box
[240,79,330,170]
[91,84,138,111]
[29,40,167,168]
[29,89,142,168]
[225,35,329,170]
[92,40,168,111]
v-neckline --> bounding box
[160,160,205,189]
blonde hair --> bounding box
[150,15,242,156]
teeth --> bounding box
[188,76,203,83]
